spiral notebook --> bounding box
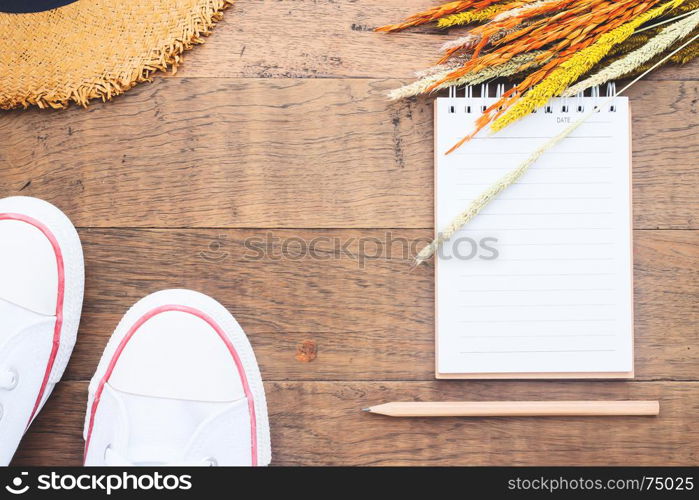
[435,86,634,379]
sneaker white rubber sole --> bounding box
[83,289,271,466]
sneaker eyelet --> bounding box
[6,369,18,390]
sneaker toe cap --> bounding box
[109,310,248,402]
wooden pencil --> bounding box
[363,401,660,417]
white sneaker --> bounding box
[0,196,84,465]
[83,289,271,466]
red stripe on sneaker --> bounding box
[84,305,259,465]
[0,213,65,429]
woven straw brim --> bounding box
[0,0,233,109]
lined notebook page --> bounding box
[435,95,633,378]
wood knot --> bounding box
[295,339,317,362]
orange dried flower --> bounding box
[375,0,510,32]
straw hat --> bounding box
[0,0,233,109]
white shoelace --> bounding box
[104,447,216,466]
[0,369,18,390]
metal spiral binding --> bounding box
[607,82,617,112]
[480,83,489,112]
[446,83,618,115]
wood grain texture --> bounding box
[0,79,697,229]
[55,228,698,382]
[12,380,699,466]
[172,0,699,81]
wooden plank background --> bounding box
[1,0,698,465]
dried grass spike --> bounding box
[437,4,510,28]
[564,8,699,96]
[489,0,688,134]
[375,0,509,32]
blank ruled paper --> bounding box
[435,95,633,378]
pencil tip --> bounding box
[362,407,372,412]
